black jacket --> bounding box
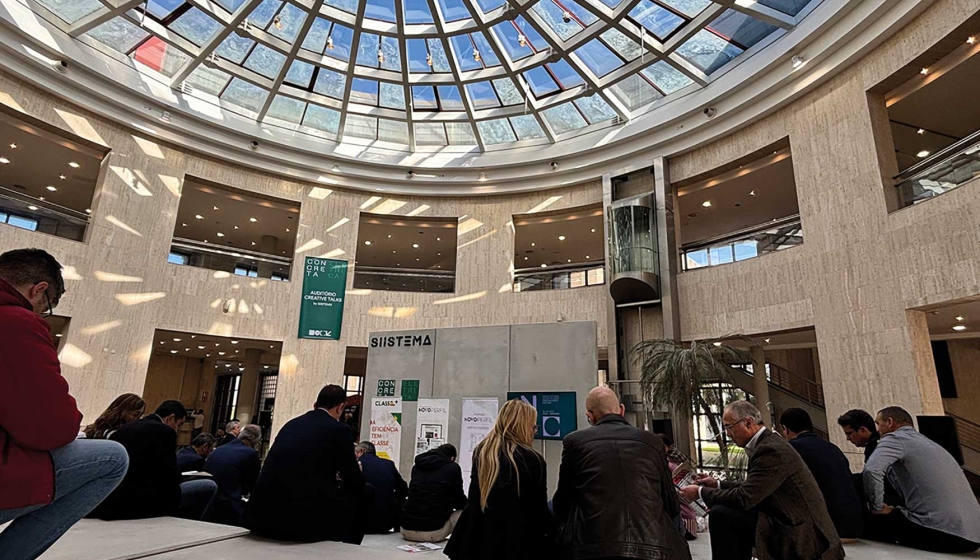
[864,431,880,463]
[402,450,467,531]
[245,409,364,541]
[789,432,864,539]
[203,438,261,526]
[445,445,554,560]
[552,415,691,560]
[360,452,408,533]
[90,415,180,520]
[176,446,206,473]
[216,433,236,448]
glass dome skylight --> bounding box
[31,0,816,153]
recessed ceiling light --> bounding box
[45,185,56,192]
[749,190,756,196]
[953,325,967,332]
[28,205,38,211]
[558,235,566,241]
[198,345,206,349]
[524,256,528,260]
[171,350,178,354]
[437,252,441,256]
[590,229,596,233]
[916,150,930,158]
[530,242,536,247]
[412,243,419,248]
[364,240,372,245]
[0,157,8,164]
[920,67,929,75]
[956,316,965,321]
[86,209,92,214]
[234,225,239,230]
[9,143,17,149]
[540,263,547,268]
[585,255,590,259]
[159,341,164,345]
[216,232,225,237]
[231,340,239,344]
[251,241,256,246]
[567,259,572,263]
[38,197,45,201]
[969,36,976,45]
[218,351,225,356]
[702,201,712,208]
[185,348,190,352]
[55,333,62,338]
[764,338,771,344]
[712,342,722,347]
[285,228,290,232]
[436,237,441,241]
[195,214,203,219]
[916,129,925,135]
[59,174,66,180]
[68,161,80,168]
[213,206,219,211]
[173,338,181,342]
[249,217,257,222]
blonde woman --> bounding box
[445,399,554,560]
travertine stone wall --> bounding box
[671,0,980,463]
[0,69,606,436]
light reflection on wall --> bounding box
[54,108,107,145]
[318,248,345,258]
[296,239,324,253]
[62,266,83,281]
[498,283,512,293]
[407,205,430,216]
[93,271,143,283]
[159,174,182,196]
[360,196,382,210]
[457,218,484,236]
[115,292,166,305]
[106,215,143,237]
[59,343,92,368]
[79,320,123,335]
[458,229,497,249]
[368,306,417,318]
[348,289,372,296]
[129,343,152,365]
[213,271,231,279]
[109,166,153,197]
[432,291,487,305]
[132,135,165,159]
[527,196,563,213]
[371,199,407,214]
[207,322,234,336]
[280,354,300,378]
[309,187,332,199]
[326,218,350,232]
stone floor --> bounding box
[18,518,979,559]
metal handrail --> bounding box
[733,362,825,409]
[355,266,455,278]
[895,128,980,183]
[513,261,604,277]
[681,214,802,252]
[0,187,91,223]
[171,237,293,266]
[948,412,980,454]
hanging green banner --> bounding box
[298,257,348,340]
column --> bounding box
[751,346,774,427]
[236,348,262,425]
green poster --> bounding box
[298,257,348,340]
[378,379,396,397]
[402,380,420,402]
[507,391,578,441]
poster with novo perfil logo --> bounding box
[415,398,450,456]
[298,257,347,340]
[459,398,498,495]
[370,398,402,465]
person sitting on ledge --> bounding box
[0,248,129,560]
[204,425,261,527]
[216,420,240,447]
[245,385,371,544]
[90,400,217,521]
[83,393,146,440]
[177,433,215,473]
[836,409,881,462]
[356,440,408,534]
[401,443,468,543]
[780,408,863,542]
[863,406,980,554]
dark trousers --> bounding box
[709,504,758,560]
[875,510,979,554]
[334,484,374,545]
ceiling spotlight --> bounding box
[59,174,66,180]
[701,200,712,207]
[524,256,528,260]
[249,217,257,222]
[791,54,805,68]
[218,351,226,356]
[171,350,178,354]
[518,34,527,48]
[251,241,256,246]
[9,143,17,149]
[326,36,334,50]
[273,14,283,29]
[712,342,722,347]
[364,240,372,245]
[749,190,756,196]
[956,316,965,321]
[234,225,239,230]
[195,214,204,220]
[68,161,80,168]
[412,243,419,248]
[530,242,536,247]
[968,36,976,45]
[920,67,929,75]
[38,197,45,201]
[590,228,596,233]
[916,128,925,135]
[28,205,38,211]
[387,235,392,239]
[173,337,181,342]
[0,157,8,164]
[159,341,164,345]
[285,228,290,232]
[198,345,206,349]
[567,259,572,263]
[185,348,190,352]
[764,338,771,344]
[426,52,433,67]
[953,325,967,332]
[213,205,219,211]
[917,150,930,158]
[585,255,590,259]
[558,235,566,241]
[46,186,56,192]
[216,232,225,237]
[473,48,481,62]
[231,340,239,344]
[540,263,547,268]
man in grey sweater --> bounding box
[864,406,980,553]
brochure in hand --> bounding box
[396,542,443,553]
[670,461,709,518]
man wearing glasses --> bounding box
[0,248,129,559]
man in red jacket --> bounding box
[0,248,129,559]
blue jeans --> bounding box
[177,479,218,520]
[0,439,128,560]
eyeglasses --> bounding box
[43,291,54,317]
[722,419,746,432]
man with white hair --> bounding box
[680,400,842,560]
[203,424,261,526]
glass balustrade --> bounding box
[896,130,980,207]
[513,264,605,292]
[681,215,802,271]
[169,237,293,281]
[0,188,90,241]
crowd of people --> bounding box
[2,247,980,560]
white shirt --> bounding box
[698,426,767,501]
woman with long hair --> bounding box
[83,393,146,439]
[445,399,553,559]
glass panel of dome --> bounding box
[379,82,406,109]
[561,0,598,25]
[302,18,331,52]
[404,0,435,24]
[146,0,185,20]
[471,33,500,67]
[313,68,347,98]
[523,67,559,97]
[547,60,585,89]
[533,1,585,41]
[244,44,287,79]
[357,33,381,68]
[412,86,438,110]
[185,65,232,95]
[220,78,269,113]
[86,18,150,54]
[437,86,465,110]
[598,0,624,9]
[757,0,811,16]
[611,74,662,110]
[492,22,534,61]
[268,3,307,44]
[169,7,221,47]
[641,60,693,93]
[436,0,470,22]
[366,0,397,22]
[324,23,353,61]
[708,10,778,50]
[215,33,255,64]
[477,119,517,144]
[493,79,523,106]
[351,78,380,105]
[248,0,282,27]
[345,115,378,140]
[132,37,191,77]
[466,82,501,110]
[450,36,482,72]
[325,0,358,14]
[427,39,451,72]
[266,95,306,123]
[676,28,742,74]
[215,0,247,12]
[408,40,430,73]
[575,40,624,77]
[542,102,588,134]
[475,0,506,12]
[381,36,401,72]
[445,122,477,145]
[284,60,315,88]
[510,115,546,140]
[378,119,409,143]
[600,29,642,61]
[415,123,448,146]
[629,0,684,40]
[658,0,711,18]
[302,104,341,134]
[35,0,103,24]
[574,94,617,123]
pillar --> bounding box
[236,348,262,424]
[751,346,774,427]
[906,310,944,416]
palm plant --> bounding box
[632,337,752,474]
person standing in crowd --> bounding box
[863,406,980,553]
[445,399,553,560]
[216,420,241,447]
[246,385,371,544]
[90,401,217,520]
[553,387,690,560]
[355,441,408,534]
[83,394,146,440]
[780,408,863,541]
[655,432,698,540]
[401,443,467,543]
[681,400,842,560]
[836,409,880,462]
[0,248,129,559]
[177,433,215,473]
[204,424,261,526]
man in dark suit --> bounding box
[553,386,691,560]
[91,401,217,520]
[780,408,863,540]
[176,433,215,472]
[836,409,880,462]
[355,441,408,534]
[203,425,261,526]
[215,420,240,448]
[681,400,843,560]
[245,385,371,544]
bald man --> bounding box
[552,387,691,560]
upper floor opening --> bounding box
[353,213,458,293]
[512,203,605,292]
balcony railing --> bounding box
[0,187,90,241]
[895,129,980,207]
[949,413,980,454]
[169,237,293,281]
[736,362,825,409]
[681,214,802,271]
[353,266,456,293]
[513,263,605,292]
